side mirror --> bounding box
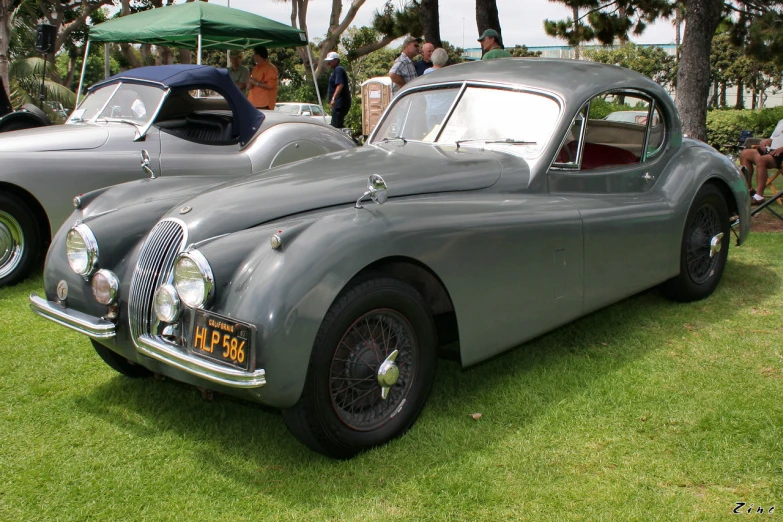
[355,174,388,209]
[301,111,311,117]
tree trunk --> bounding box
[675,0,722,142]
[120,0,143,69]
[709,80,718,107]
[475,0,501,41]
[0,0,10,99]
[421,0,441,47]
[720,82,726,107]
[735,80,744,109]
[572,5,579,60]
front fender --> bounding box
[199,191,584,408]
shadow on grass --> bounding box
[69,256,777,508]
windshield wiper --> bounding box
[379,136,407,144]
[455,138,537,149]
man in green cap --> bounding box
[478,29,511,60]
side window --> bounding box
[645,105,666,159]
[581,92,651,169]
[554,91,667,170]
[312,106,323,116]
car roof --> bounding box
[91,65,264,146]
[405,58,673,113]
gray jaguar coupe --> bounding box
[0,64,356,286]
[31,59,750,458]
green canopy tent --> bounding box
[76,2,323,111]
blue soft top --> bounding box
[90,64,264,145]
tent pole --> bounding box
[306,45,327,125]
[75,40,91,107]
[104,43,110,79]
[197,33,202,65]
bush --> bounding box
[706,107,783,153]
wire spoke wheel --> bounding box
[0,209,25,280]
[329,309,417,431]
[685,203,720,284]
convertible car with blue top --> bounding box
[0,64,355,286]
[31,59,749,458]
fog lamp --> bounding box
[91,269,119,305]
[154,284,181,323]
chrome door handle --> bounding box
[642,172,654,182]
[141,149,156,179]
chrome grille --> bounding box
[128,219,186,342]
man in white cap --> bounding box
[389,36,421,95]
[325,51,351,128]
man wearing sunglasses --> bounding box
[389,36,422,96]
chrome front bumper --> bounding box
[135,334,266,388]
[30,293,116,339]
[30,293,267,389]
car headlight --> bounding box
[173,251,214,308]
[65,224,99,276]
[91,269,119,305]
[154,284,181,322]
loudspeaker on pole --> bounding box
[35,24,57,53]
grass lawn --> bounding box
[1,232,781,521]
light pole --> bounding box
[226,0,231,63]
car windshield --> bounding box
[371,85,561,158]
[68,82,166,126]
[274,104,301,115]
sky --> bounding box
[218,0,678,49]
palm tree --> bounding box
[8,56,76,122]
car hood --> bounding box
[0,124,109,152]
[171,143,503,239]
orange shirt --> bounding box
[247,61,278,109]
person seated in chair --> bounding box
[740,118,783,205]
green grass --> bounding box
[2,234,782,521]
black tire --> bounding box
[20,103,51,125]
[0,193,40,287]
[660,184,730,302]
[282,276,438,459]
[91,339,152,378]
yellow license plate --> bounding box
[190,309,254,371]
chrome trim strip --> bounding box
[136,334,266,388]
[29,293,116,339]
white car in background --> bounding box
[604,110,659,126]
[274,102,331,125]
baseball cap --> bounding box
[402,36,423,46]
[325,51,340,61]
[478,29,500,41]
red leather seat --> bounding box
[557,141,639,169]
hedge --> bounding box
[706,106,783,154]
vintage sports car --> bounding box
[31,59,750,458]
[0,64,355,286]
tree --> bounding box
[544,1,596,60]
[420,0,440,47]
[8,56,76,118]
[281,0,422,79]
[475,0,501,38]
[509,45,541,58]
[584,43,677,90]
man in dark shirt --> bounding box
[414,42,435,76]
[325,51,351,128]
